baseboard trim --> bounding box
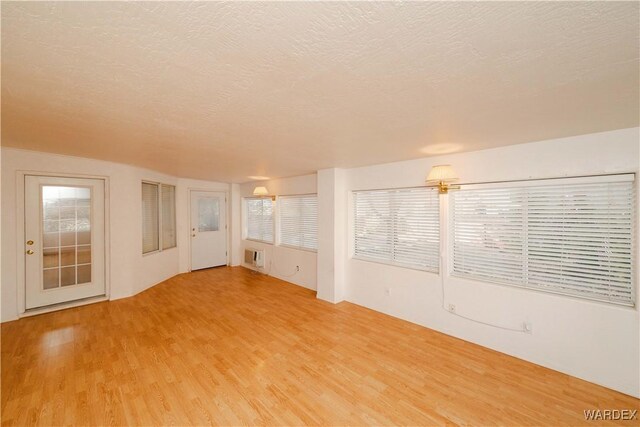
[19,295,108,319]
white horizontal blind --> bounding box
[354,187,439,272]
[161,184,176,250]
[279,195,318,250]
[451,187,526,284]
[246,198,274,243]
[142,182,159,254]
[451,175,635,306]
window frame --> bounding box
[277,193,318,252]
[244,196,275,244]
[351,186,441,273]
[142,181,177,255]
[448,173,636,307]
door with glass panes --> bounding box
[24,176,106,309]
[190,191,227,270]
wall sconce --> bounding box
[253,186,269,196]
[253,186,275,200]
[426,164,460,194]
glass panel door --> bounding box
[25,176,105,310]
[190,191,227,270]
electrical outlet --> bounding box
[448,304,456,313]
[523,322,533,334]
[296,265,300,272]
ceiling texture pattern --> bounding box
[2,1,638,183]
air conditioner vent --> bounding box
[244,249,264,268]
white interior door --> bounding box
[25,176,106,309]
[190,191,227,270]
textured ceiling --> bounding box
[2,1,638,183]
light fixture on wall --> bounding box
[253,186,269,196]
[426,164,460,194]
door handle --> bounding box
[26,240,34,245]
[26,249,34,255]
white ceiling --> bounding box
[2,2,638,183]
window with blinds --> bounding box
[279,195,318,251]
[142,182,159,254]
[354,187,440,272]
[142,182,176,254]
[246,198,274,243]
[161,185,176,250]
[451,174,635,306]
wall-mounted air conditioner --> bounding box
[244,249,265,268]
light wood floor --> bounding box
[2,267,638,426]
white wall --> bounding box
[342,127,640,397]
[239,174,318,290]
[1,147,230,321]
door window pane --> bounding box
[43,206,59,220]
[77,245,91,264]
[60,220,76,246]
[77,265,91,284]
[60,247,75,266]
[198,198,220,232]
[43,248,59,269]
[60,206,75,220]
[43,269,59,290]
[41,185,93,289]
[61,266,76,287]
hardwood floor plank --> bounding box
[2,266,638,426]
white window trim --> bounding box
[447,173,636,307]
[142,181,177,255]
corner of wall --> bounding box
[316,168,347,303]
[230,183,242,266]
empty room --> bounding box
[1,1,639,426]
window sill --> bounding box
[278,244,317,253]
[142,245,177,257]
[244,238,274,245]
[449,272,636,308]
[351,256,439,274]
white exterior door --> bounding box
[25,176,106,309]
[190,191,227,270]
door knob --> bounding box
[26,249,34,255]
[26,240,34,245]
